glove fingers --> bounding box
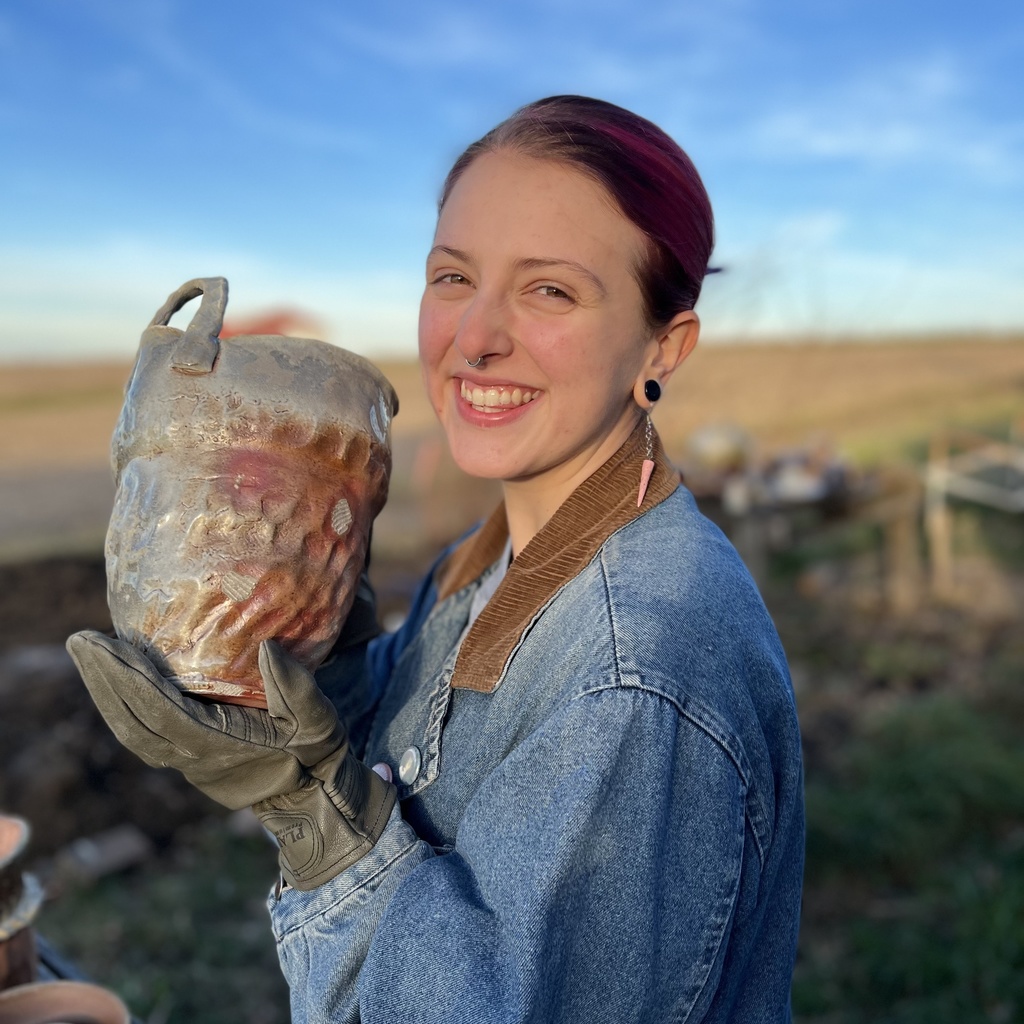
[68,629,173,692]
[258,641,345,762]
[90,684,188,770]
[67,631,252,763]
[66,631,199,769]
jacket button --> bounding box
[398,746,422,784]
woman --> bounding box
[70,96,804,1022]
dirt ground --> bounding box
[0,555,216,858]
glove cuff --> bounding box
[254,756,397,891]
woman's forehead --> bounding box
[432,151,646,272]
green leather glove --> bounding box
[66,632,396,891]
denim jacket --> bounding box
[269,425,805,1023]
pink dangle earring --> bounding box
[637,379,660,507]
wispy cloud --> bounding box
[749,53,1023,181]
[310,1,748,103]
[313,9,513,72]
[2,0,1021,355]
[82,0,368,154]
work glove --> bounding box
[66,632,396,891]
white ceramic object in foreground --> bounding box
[105,277,397,708]
[0,980,130,1024]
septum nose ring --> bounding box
[465,356,484,368]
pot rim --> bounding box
[0,816,30,872]
[0,979,130,1024]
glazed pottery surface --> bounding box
[0,980,130,1024]
[105,278,397,708]
[0,817,29,883]
[0,814,39,990]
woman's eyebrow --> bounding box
[514,257,607,297]
[427,245,473,265]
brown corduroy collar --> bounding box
[437,420,679,692]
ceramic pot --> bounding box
[0,817,30,919]
[0,980,130,1024]
[105,278,397,707]
[0,816,42,991]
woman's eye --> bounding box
[433,272,470,286]
[534,284,573,301]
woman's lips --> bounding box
[459,378,541,414]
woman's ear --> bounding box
[633,311,699,408]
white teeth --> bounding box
[460,379,538,410]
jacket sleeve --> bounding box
[268,684,751,1024]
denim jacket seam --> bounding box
[679,775,748,1024]
[594,546,771,867]
[410,665,455,797]
[597,549,625,688]
[595,542,741,766]
[363,581,467,759]
[573,681,769,868]
[568,684,748,1019]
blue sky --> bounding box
[1,0,1022,360]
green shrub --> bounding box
[805,696,1024,884]
[797,692,1024,1022]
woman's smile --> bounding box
[457,378,542,414]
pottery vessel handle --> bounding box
[148,277,228,375]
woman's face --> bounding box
[419,150,662,489]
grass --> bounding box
[38,819,288,1024]
[780,527,1024,1023]
[0,386,125,415]
[804,696,1024,884]
[794,693,1024,1022]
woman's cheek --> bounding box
[415,313,449,418]
[418,302,455,365]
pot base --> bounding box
[177,680,268,710]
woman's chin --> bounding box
[440,408,538,482]
[448,444,521,482]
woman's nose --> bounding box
[456,291,514,365]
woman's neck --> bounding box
[501,414,643,556]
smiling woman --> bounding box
[69,96,804,1024]
[419,151,698,544]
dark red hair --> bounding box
[440,95,715,327]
